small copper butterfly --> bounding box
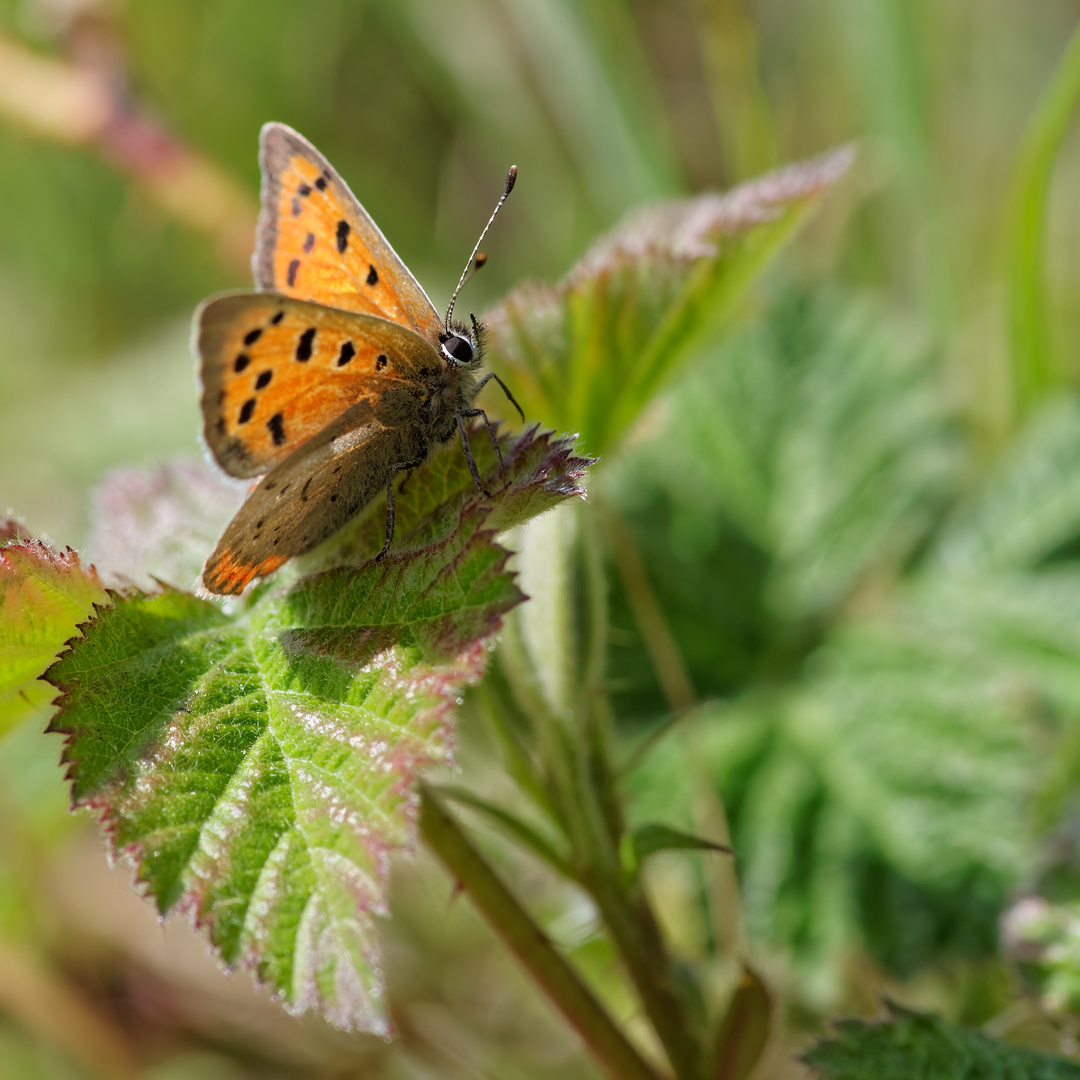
[196,123,520,595]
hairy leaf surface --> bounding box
[45,426,590,1033]
[486,148,854,456]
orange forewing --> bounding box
[199,293,443,478]
[254,123,443,341]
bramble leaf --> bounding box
[486,147,854,455]
[44,425,590,1033]
[804,1001,1080,1079]
[0,521,107,735]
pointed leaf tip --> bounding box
[485,147,854,454]
[0,526,107,735]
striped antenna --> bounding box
[445,166,517,333]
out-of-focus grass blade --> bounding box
[832,0,954,331]
[1004,20,1080,419]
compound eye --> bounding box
[442,335,474,363]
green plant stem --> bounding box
[560,511,706,1080]
[417,783,666,1080]
[569,741,706,1080]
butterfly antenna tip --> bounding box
[445,166,518,332]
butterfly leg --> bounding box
[456,411,494,498]
[476,371,525,422]
[461,406,506,476]
[376,454,427,561]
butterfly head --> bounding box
[439,315,487,370]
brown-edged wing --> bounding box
[254,123,443,343]
[200,399,421,595]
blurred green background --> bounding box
[4,0,1080,1077]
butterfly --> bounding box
[196,122,521,596]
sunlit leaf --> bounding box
[486,148,854,456]
[45,426,590,1033]
[0,520,107,736]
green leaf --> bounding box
[0,521,107,736]
[44,426,590,1034]
[611,290,959,623]
[433,784,573,880]
[804,1001,1080,1079]
[603,289,959,724]
[711,965,771,1080]
[624,822,731,880]
[793,599,1039,889]
[933,395,1080,574]
[486,148,854,456]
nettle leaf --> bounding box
[609,290,958,628]
[486,147,854,455]
[933,395,1080,575]
[804,1002,1080,1079]
[45,425,590,1034]
[0,521,107,735]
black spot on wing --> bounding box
[298,183,312,197]
[271,310,284,325]
[238,399,256,424]
[244,328,263,346]
[296,327,316,361]
[234,353,250,373]
[366,264,378,286]
[337,341,356,367]
[255,370,272,390]
[287,259,300,287]
[315,174,328,191]
[267,413,286,446]
[291,198,301,216]
[376,354,387,370]
[336,220,350,253]
[303,232,315,253]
